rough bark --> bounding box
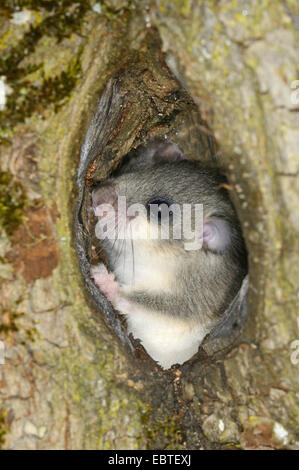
[0,0,298,450]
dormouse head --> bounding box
[92,140,244,258]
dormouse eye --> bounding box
[146,197,173,223]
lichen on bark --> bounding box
[0,0,298,450]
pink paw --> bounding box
[90,263,119,301]
[90,264,132,313]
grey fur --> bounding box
[93,140,247,330]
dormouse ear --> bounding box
[92,182,116,214]
[203,218,232,253]
[141,139,185,166]
[117,139,186,174]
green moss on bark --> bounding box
[0,171,27,236]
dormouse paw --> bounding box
[90,263,119,301]
[90,263,132,313]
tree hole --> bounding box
[75,63,249,371]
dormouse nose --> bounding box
[92,181,117,209]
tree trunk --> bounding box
[0,0,298,450]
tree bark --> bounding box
[0,0,298,450]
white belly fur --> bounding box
[111,244,206,368]
[124,307,209,369]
